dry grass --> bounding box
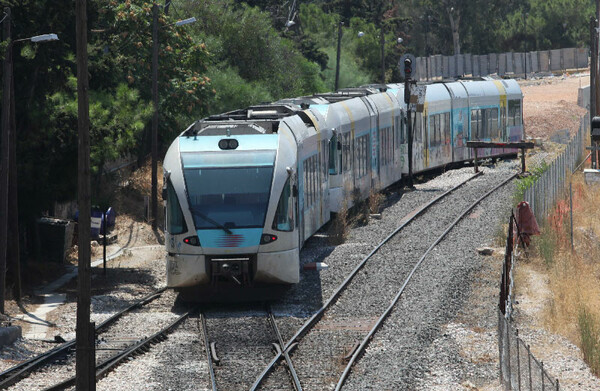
[527,175,600,374]
[368,188,384,215]
[328,201,349,245]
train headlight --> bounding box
[260,234,278,245]
[218,138,239,150]
[183,236,201,246]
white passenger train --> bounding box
[162,78,523,293]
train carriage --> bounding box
[163,78,524,295]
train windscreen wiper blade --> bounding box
[190,207,233,235]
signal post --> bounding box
[402,56,414,188]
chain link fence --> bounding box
[498,115,590,390]
[499,215,560,391]
[498,309,560,391]
[523,114,589,225]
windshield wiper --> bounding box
[189,207,233,235]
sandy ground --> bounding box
[521,73,589,140]
[514,73,599,390]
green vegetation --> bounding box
[0,0,595,258]
[514,161,549,202]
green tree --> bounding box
[180,0,326,110]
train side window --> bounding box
[414,115,419,143]
[342,133,350,172]
[491,108,499,138]
[319,140,329,181]
[302,160,308,207]
[166,179,187,235]
[470,110,478,140]
[329,134,340,175]
[272,177,293,232]
[381,129,386,166]
[501,106,507,138]
[430,115,436,147]
[444,112,450,144]
[312,155,316,203]
[436,114,442,147]
[400,116,406,144]
[508,100,521,127]
[514,100,522,125]
[389,127,393,162]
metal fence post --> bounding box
[507,317,512,388]
[527,344,533,390]
[516,330,522,391]
[541,361,545,391]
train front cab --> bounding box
[164,125,302,291]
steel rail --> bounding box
[199,312,218,391]
[42,309,191,391]
[0,287,166,390]
[334,172,518,390]
[249,171,483,390]
[266,303,303,391]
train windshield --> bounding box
[182,150,276,230]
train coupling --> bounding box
[207,256,253,286]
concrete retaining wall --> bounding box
[414,47,589,81]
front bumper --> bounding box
[166,247,299,287]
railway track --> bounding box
[2,168,517,390]
[251,170,518,390]
[0,288,184,390]
[197,303,301,390]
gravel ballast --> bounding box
[4,160,596,390]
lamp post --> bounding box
[1,7,58,313]
[151,4,196,231]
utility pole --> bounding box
[404,58,414,188]
[0,6,12,315]
[380,24,385,84]
[596,0,600,167]
[151,3,159,230]
[334,21,343,91]
[523,13,527,79]
[8,48,20,302]
[75,0,95,389]
[591,17,598,169]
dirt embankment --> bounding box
[521,74,588,140]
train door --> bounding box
[412,112,426,172]
[361,96,380,190]
[394,113,407,178]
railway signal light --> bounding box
[404,58,412,79]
